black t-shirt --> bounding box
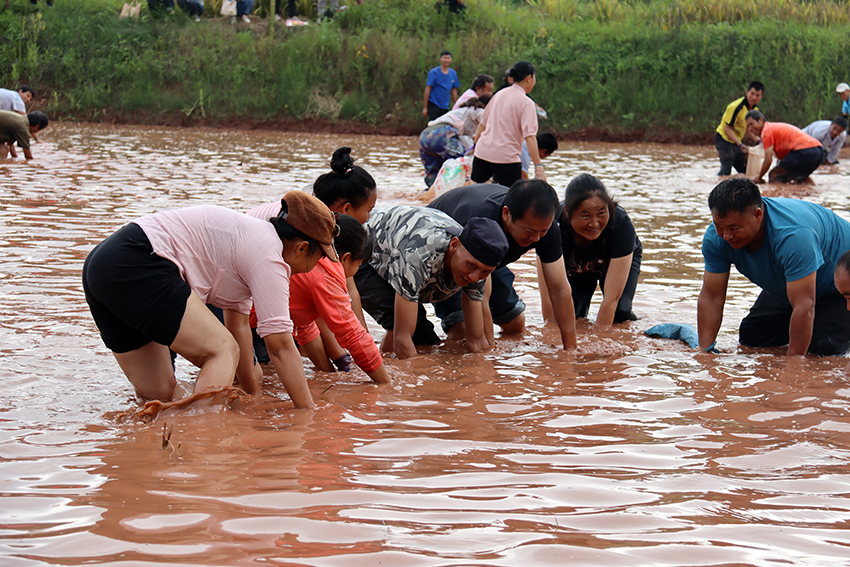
[558,203,641,278]
[428,183,562,268]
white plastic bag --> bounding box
[745,142,764,177]
[433,156,472,196]
[221,0,236,16]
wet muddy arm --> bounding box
[537,260,555,321]
[461,291,490,353]
[223,309,261,394]
[264,332,315,408]
[541,257,578,350]
[754,146,773,182]
[347,276,368,331]
[697,271,729,350]
[392,293,420,359]
[597,254,633,326]
[299,334,335,372]
[786,273,816,357]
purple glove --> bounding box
[332,353,353,372]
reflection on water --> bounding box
[2,123,850,566]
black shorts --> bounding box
[82,222,191,353]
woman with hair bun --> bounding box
[312,146,378,225]
[539,173,642,326]
[471,61,546,189]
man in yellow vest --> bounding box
[715,81,764,176]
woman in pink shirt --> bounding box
[82,192,337,413]
[471,61,547,189]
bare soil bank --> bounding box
[66,108,713,145]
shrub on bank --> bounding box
[1,0,848,138]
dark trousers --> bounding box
[427,101,448,121]
[774,146,826,182]
[471,156,522,189]
[353,263,441,345]
[715,133,747,176]
[570,250,641,323]
[739,288,850,356]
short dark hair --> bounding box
[509,61,536,83]
[27,111,48,129]
[335,214,371,261]
[748,81,764,92]
[313,147,377,210]
[18,85,34,97]
[537,132,558,154]
[707,178,763,217]
[836,250,850,276]
[745,109,764,121]
[440,50,451,57]
[471,74,494,90]
[833,116,849,129]
[504,179,559,221]
[564,173,616,222]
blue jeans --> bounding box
[177,0,204,15]
[237,0,254,16]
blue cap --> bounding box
[458,217,509,267]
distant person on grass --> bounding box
[697,178,850,357]
[802,116,847,165]
[714,80,763,176]
[422,50,461,121]
[745,110,825,184]
[0,110,48,160]
[453,74,495,110]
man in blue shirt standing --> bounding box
[422,50,460,121]
[698,178,850,356]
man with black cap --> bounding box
[429,179,578,352]
[354,206,509,359]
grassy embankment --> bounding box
[1,0,849,140]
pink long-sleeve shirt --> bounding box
[245,202,383,372]
[134,205,294,338]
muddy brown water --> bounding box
[2,123,850,566]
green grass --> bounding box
[2,0,849,137]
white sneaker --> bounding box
[274,13,282,21]
[241,14,251,22]
[193,15,200,21]
[230,15,237,23]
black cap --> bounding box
[458,217,509,267]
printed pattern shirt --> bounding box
[365,206,484,303]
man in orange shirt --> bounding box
[745,110,826,184]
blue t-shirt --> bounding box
[426,67,461,110]
[843,99,850,116]
[702,197,850,301]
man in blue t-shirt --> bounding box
[698,178,850,356]
[422,50,461,121]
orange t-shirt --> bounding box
[761,122,821,160]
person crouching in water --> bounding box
[82,191,338,413]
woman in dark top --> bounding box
[541,173,642,325]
